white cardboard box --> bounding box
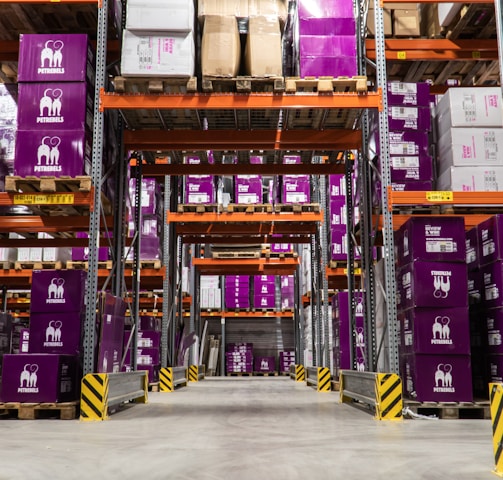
[121,30,195,77]
[437,127,503,174]
[436,87,503,134]
[125,0,195,32]
[437,166,503,192]
[437,3,462,26]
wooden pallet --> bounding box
[251,308,279,313]
[201,76,285,93]
[226,372,253,377]
[112,76,198,94]
[253,372,278,377]
[225,308,251,313]
[148,382,160,393]
[124,260,163,270]
[0,261,14,270]
[0,401,79,420]
[262,250,298,259]
[66,260,114,271]
[177,204,220,213]
[274,203,321,213]
[404,400,491,420]
[14,261,64,271]
[331,380,341,392]
[443,4,496,40]
[284,104,359,130]
[212,251,261,259]
[5,175,92,193]
[285,76,368,93]
[225,203,273,213]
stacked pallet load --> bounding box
[281,154,310,206]
[226,343,253,375]
[184,154,216,208]
[200,275,221,310]
[253,275,276,310]
[254,355,276,375]
[395,217,473,402]
[280,275,295,310]
[225,275,250,310]
[235,155,264,205]
[0,84,17,189]
[279,350,295,374]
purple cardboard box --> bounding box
[330,226,347,261]
[17,82,93,131]
[124,347,160,366]
[388,130,430,157]
[254,282,276,295]
[390,155,433,182]
[254,294,276,309]
[466,227,479,271]
[184,178,215,204]
[299,17,356,36]
[28,311,84,355]
[97,314,125,373]
[254,275,275,286]
[468,269,483,305]
[401,353,473,402]
[298,0,355,20]
[485,307,503,354]
[388,106,431,131]
[395,216,466,264]
[488,354,503,383]
[299,35,356,58]
[225,275,250,284]
[398,261,468,309]
[235,176,263,204]
[137,330,161,348]
[30,269,87,313]
[254,356,275,372]
[387,82,431,107]
[128,177,162,216]
[137,364,160,383]
[271,243,293,253]
[330,198,347,226]
[225,297,250,309]
[329,174,346,198]
[482,260,503,308]
[478,215,503,267]
[18,34,94,83]
[139,315,161,331]
[299,56,357,78]
[399,307,470,355]
[14,129,92,177]
[1,353,78,403]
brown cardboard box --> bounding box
[393,7,421,36]
[198,0,249,20]
[201,15,241,77]
[367,7,392,36]
[245,16,282,77]
[248,0,287,25]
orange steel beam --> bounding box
[168,212,323,223]
[0,215,113,233]
[100,90,382,111]
[143,163,345,176]
[124,129,362,151]
[388,189,503,209]
[180,235,312,244]
[192,257,299,275]
[175,223,318,236]
[366,39,498,61]
[0,191,94,209]
[373,213,494,231]
[201,311,294,318]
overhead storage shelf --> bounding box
[388,190,503,209]
[192,258,299,276]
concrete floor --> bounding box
[0,376,495,480]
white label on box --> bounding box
[390,142,417,155]
[462,94,476,122]
[286,192,307,203]
[392,156,420,168]
[425,240,455,253]
[237,194,259,204]
[391,83,417,94]
[188,193,209,203]
[391,106,419,120]
[484,131,498,161]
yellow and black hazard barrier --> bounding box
[289,364,305,382]
[306,366,332,392]
[159,366,188,392]
[340,370,403,421]
[490,383,503,476]
[80,371,148,421]
[189,365,205,382]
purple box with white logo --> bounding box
[225,275,250,284]
[17,82,93,131]
[330,226,347,261]
[329,174,346,198]
[485,307,503,354]
[225,296,250,309]
[398,261,468,309]
[14,129,91,177]
[388,106,431,131]
[478,215,503,267]
[235,176,262,204]
[387,82,431,107]
[124,347,160,366]
[28,311,84,355]
[299,55,357,78]
[401,353,473,402]
[482,260,503,308]
[254,294,275,309]
[330,198,347,226]
[281,177,311,203]
[30,269,87,313]
[399,307,470,355]
[136,330,161,348]
[18,34,95,83]
[466,227,479,271]
[0,353,78,402]
[254,275,275,286]
[390,155,433,182]
[395,216,466,264]
[388,130,430,157]
[97,314,125,373]
[254,356,275,372]
[254,282,275,296]
[184,178,215,204]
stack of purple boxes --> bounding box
[235,155,263,204]
[395,216,473,402]
[14,34,95,178]
[279,350,295,374]
[281,155,310,205]
[123,315,161,383]
[225,275,250,310]
[372,82,433,205]
[297,0,357,77]
[127,177,163,260]
[280,275,295,310]
[184,155,215,205]
[254,275,276,310]
[226,343,253,374]
[332,290,366,378]
[0,270,86,402]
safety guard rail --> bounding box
[80,371,148,421]
[339,370,403,421]
[189,364,205,382]
[306,366,331,392]
[159,366,188,392]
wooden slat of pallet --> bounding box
[405,400,491,420]
[226,372,253,376]
[124,260,163,270]
[0,401,79,420]
[5,176,92,193]
[201,76,285,93]
[177,204,220,213]
[14,261,64,271]
[66,260,114,271]
[285,76,368,93]
[445,4,496,40]
[253,372,278,376]
[225,203,273,213]
[262,250,298,259]
[274,203,320,213]
[112,76,198,94]
[212,251,261,259]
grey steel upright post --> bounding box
[131,159,142,370]
[189,246,197,365]
[161,175,171,368]
[83,0,108,375]
[319,174,330,368]
[373,0,399,373]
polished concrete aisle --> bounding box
[0,376,495,480]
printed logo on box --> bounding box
[38,88,64,124]
[44,320,63,347]
[433,363,455,393]
[18,363,39,393]
[356,357,365,372]
[46,277,66,304]
[39,40,65,74]
[431,316,453,345]
[36,136,62,173]
[431,270,451,298]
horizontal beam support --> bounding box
[124,129,361,152]
[0,215,114,233]
[168,212,323,223]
